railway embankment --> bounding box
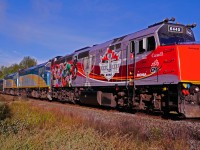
[0,94,200,150]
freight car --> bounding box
[2,18,200,118]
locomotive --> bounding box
[1,17,200,118]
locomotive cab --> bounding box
[129,18,200,118]
[157,22,200,118]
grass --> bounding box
[0,98,192,150]
[0,102,10,121]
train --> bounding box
[1,17,200,118]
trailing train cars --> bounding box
[0,79,3,93]
[3,72,18,95]
[2,62,51,99]
[1,18,200,118]
[18,62,51,99]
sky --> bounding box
[0,0,200,66]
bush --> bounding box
[0,102,10,120]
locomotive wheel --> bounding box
[197,92,200,105]
[177,113,186,119]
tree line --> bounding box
[0,56,37,79]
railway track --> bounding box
[1,94,199,124]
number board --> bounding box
[168,25,183,33]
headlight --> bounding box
[195,87,200,92]
[189,85,199,94]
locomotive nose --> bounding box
[198,92,200,106]
[179,85,200,118]
[185,91,200,118]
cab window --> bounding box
[147,36,156,51]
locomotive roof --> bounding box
[28,62,46,70]
[4,72,18,79]
[88,23,162,51]
[75,46,91,52]
[89,22,194,51]
[126,24,161,40]
[19,62,47,73]
[64,21,193,57]
[56,23,165,57]
[53,21,192,59]
[54,46,91,63]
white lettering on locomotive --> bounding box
[136,73,146,77]
[168,25,183,33]
[99,48,121,81]
[151,52,163,58]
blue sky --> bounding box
[0,0,200,66]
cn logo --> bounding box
[151,67,158,73]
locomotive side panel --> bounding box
[18,64,49,88]
[18,63,51,98]
[4,73,18,89]
[75,43,131,87]
[132,43,180,86]
[3,73,18,95]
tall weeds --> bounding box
[0,102,10,120]
[0,100,192,150]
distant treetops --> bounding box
[0,56,37,79]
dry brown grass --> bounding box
[0,98,198,149]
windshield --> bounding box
[158,24,195,45]
[159,32,195,45]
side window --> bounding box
[109,43,121,50]
[39,67,45,75]
[130,41,135,53]
[139,40,144,53]
[78,51,89,59]
[109,45,115,50]
[147,36,156,51]
[115,43,121,49]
